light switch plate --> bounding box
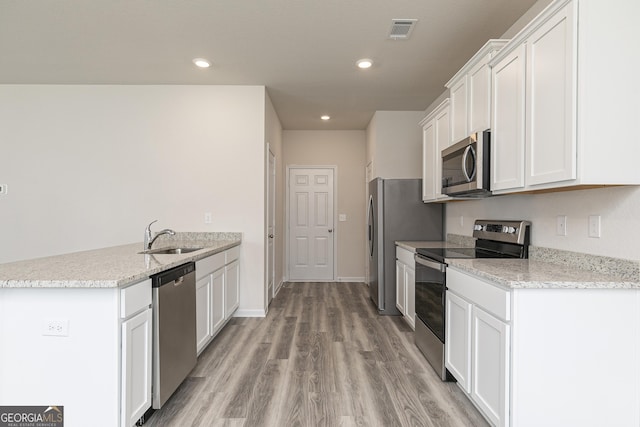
[556,215,567,236]
[588,215,601,238]
[339,214,347,222]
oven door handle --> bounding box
[414,254,446,272]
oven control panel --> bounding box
[473,220,531,245]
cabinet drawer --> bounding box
[447,268,510,322]
[196,252,225,278]
[225,245,240,264]
[120,279,152,319]
[396,246,414,266]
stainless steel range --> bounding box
[414,219,531,380]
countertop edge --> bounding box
[0,239,241,289]
[447,259,640,290]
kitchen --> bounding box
[1,0,640,426]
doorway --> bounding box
[287,166,336,281]
[267,145,276,305]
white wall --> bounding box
[0,84,268,314]
[365,111,425,179]
[446,186,640,260]
[283,130,366,280]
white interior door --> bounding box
[267,147,276,304]
[288,167,335,281]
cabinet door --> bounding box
[405,265,416,330]
[395,259,406,314]
[224,259,240,319]
[492,44,526,192]
[196,275,212,354]
[434,105,451,200]
[421,119,437,202]
[526,3,576,186]
[472,306,510,427]
[121,308,152,427]
[211,267,225,335]
[445,291,472,393]
[468,56,492,134]
[450,76,468,144]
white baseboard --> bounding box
[233,308,266,318]
[337,277,365,282]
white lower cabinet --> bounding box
[195,245,241,355]
[120,279,152,427]
[211,267,226,334]
[446,266,640,427]
[446,268,510,427]
[445,291,472,393]
[224,259,240,319]
[195,274,213,352]
[395,246,416,329]
[471,306,510,427]
[395,259,406,315]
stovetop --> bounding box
[416,219,532,263]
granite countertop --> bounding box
[0,232,241,289]
[448,258,640,290]
[396,234,475,252]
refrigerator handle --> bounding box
[367,195,374,257]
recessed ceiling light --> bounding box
[192,58,211,68]
[321,115,331,121]
[356,59,373,69]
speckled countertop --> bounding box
[0,232,241,289]
[448,258,640,290]
[396,234,475,252]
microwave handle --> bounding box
[462,145,477,182]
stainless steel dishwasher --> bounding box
[151,262,197,409]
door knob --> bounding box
[268,234,274,238]
[328,229,333,233]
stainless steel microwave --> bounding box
[441,130,491,197]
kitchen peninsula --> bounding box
[0,232,241,427]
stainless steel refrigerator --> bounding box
[367,178,443,315]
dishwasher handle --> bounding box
[151,262,195,288]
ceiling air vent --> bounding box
[389,19,417,40]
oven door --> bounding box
[414,254,446,342]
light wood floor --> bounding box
[146,282,488,427]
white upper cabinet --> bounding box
[446,40,509,145]
[449,77,468,144]
[491,44,526,192]
[490,0,640,194]
[421,99,451,202]
[525,4,576,186]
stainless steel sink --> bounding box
[139,247,203,255]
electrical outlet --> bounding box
[204,212,212,224]
[0,184,7,195]
[42,319,69,337]
[588,215,601,238]
[556,215,567,236]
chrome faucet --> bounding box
[144,220,176,250]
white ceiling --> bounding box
[0,0,539,130]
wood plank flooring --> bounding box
[145,282,488,427]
